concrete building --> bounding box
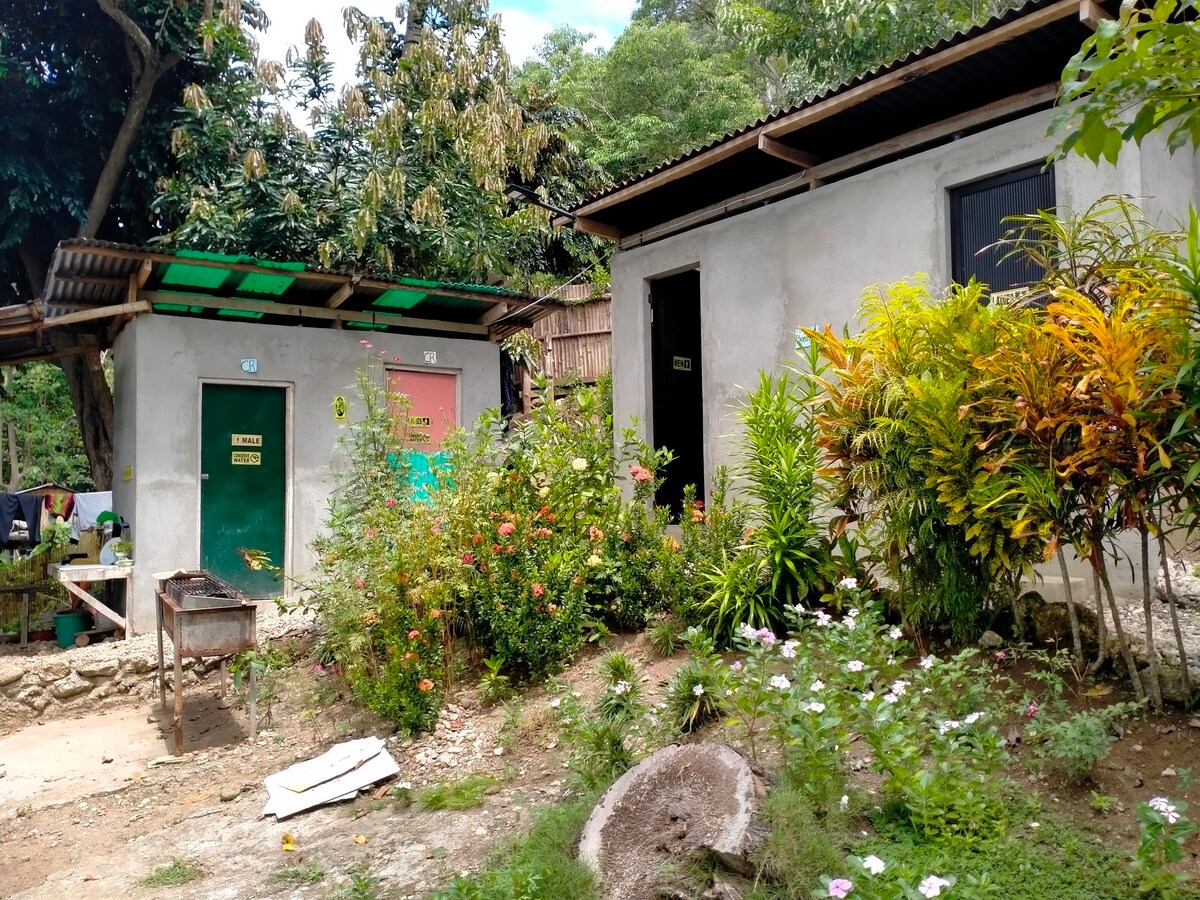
[22,240,554,634]
[562,0,1200,590]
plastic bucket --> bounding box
[53,610,92,649]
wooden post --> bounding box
[156,589,166,711]
[173,619,184,756]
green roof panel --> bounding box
[236,272,297,295]
[373,289,427,310]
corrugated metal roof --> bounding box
[572,0,1105,237]
[36,240,560,346]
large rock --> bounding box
[1026,590,1102,657]
[1157,559,1200,607]
[578,743,767,900]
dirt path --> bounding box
[0,633,679,900]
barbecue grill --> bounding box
[156,570,258,755]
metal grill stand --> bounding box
[155,571,259,755]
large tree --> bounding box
[154,3,607,284]
[515,22,766,182]
[0,0,265,488]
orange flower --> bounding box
[408,629,421,640]
[472,533,484,545]
[429,609,441,619]
[417,678,434,693]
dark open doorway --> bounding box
[650,270,704,514]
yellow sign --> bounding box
[231,433,263,447]
[407,432,432,445]
[408,416,431,427]
[333,396,348,422]
[122,465,133,482]
[231,451,262,466]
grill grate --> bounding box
[163,571,244,604]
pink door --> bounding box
[386,369,458,449]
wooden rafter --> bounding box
[757,134,821,169]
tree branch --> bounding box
[95,0,155,65]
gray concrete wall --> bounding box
[113,315,500,634]
[610,107,1200,593]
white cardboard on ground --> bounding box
[262,736,399,820]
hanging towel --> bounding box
[71,491,114,540]
[44,490,75,520]
[17,494,40,546]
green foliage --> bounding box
[479,657,515,706]
[138,857,204,888]
[745,773,846,899]
[1090,791,1117,815]
[417,775,501,811]
[717,0,1009,101]
[0,364,92,490]
[664,658,722,733]
[229,646,292,727]
[1027,702,1144,778]
[599,651,637,686]
[432,795,600,900]
[1132,797,1198,897]
[1056,0,1200,163]
[156,3,604,283]
[649,616,682,656]
[266,862,326,885]
[515,23,765,182]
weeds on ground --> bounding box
[744,770,846,899]
[267,861,326,885]
[649,616,682,657]
[1026,701,1144,778]
[417,775,500,811]
[138,857,204,888]
[327,868,385,900]
[432,795,600,900]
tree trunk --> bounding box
[1139,524,1163,710]
[1156,525,1193,710]
[1057,545,1084,671]
[403,2,428,56]
[1091,566,1107,673]
[1095,548,1145,701]
[58,338,114,490]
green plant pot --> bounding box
[53,610,92,649]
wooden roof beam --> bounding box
[1079,0,1112,30]
[574,216,624,241]
[476,302,509,326]
[757,134,821,169]
[326,276,360,309]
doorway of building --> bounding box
[386,369,458,501]
[200,384,287,597]
[650,270,704,514]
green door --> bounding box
[200,384,286,598]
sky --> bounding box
[254,1,637,88]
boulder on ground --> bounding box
[578,743,766,900]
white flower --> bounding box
[586,554,603,567]
[938,720,960,735]
[888,627,903,640]
[918,875,951,898]
[739,623,758,640]
[613,681,630,696]
[964,712,983,725]
[840,794,850,810]
[814,610,832,627]
[398,781,413,791]
[810,679,825,692]
[844,618,856,631]
[806,701,826,714]
[571,457,589,472]
[890,679,909,696]
[781,640,799,659]
[549,698,562,709]
[847,606,860,618]
[883,692,898,704]
[920,655,937,670]
[538,486,550,498]
[846,660,864,672]
[838,577,858,591]
[1149,797,1181,824]
[769,674,791,691]
[485,471,500,483]
[692,684,705,697]
[861,855,886,875]
[862,691,875,702]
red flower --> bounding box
[472,533,484,545]
[463,554,475,564]
[498,522,516,537]
[408,629,421,640]
[417,678,434,693]
[491,544,502,554]
[532,582,545,598]
[385,498,398,507]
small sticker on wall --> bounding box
[231,451,262,466]
[240,358,258,374]
[231,433,263,447]
[333,396,348,422]
[423,351,437,365]
[672,356,693,372]
[122,465,133,482]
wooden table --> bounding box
[47,563,131,634]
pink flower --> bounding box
[532,583,545,598]
[828,878,853,898]
[995,651,1006,661]
[629,464,652,483]
[755,628,776,645]
[462,554,474,564]
[498,522,516,536]
[355,578,365,588]
[730,660,743,671]
[431,525,442,535]
[365,529,377,537]
[1026,701,1038,717]
[385,498,398,507]
[359,339,372,347]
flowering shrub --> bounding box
[1131,796,1197,896]
[814,856,976,899]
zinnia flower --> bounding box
[462,554,474,564]
[385,498,398,507]
[827,878,853,898]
